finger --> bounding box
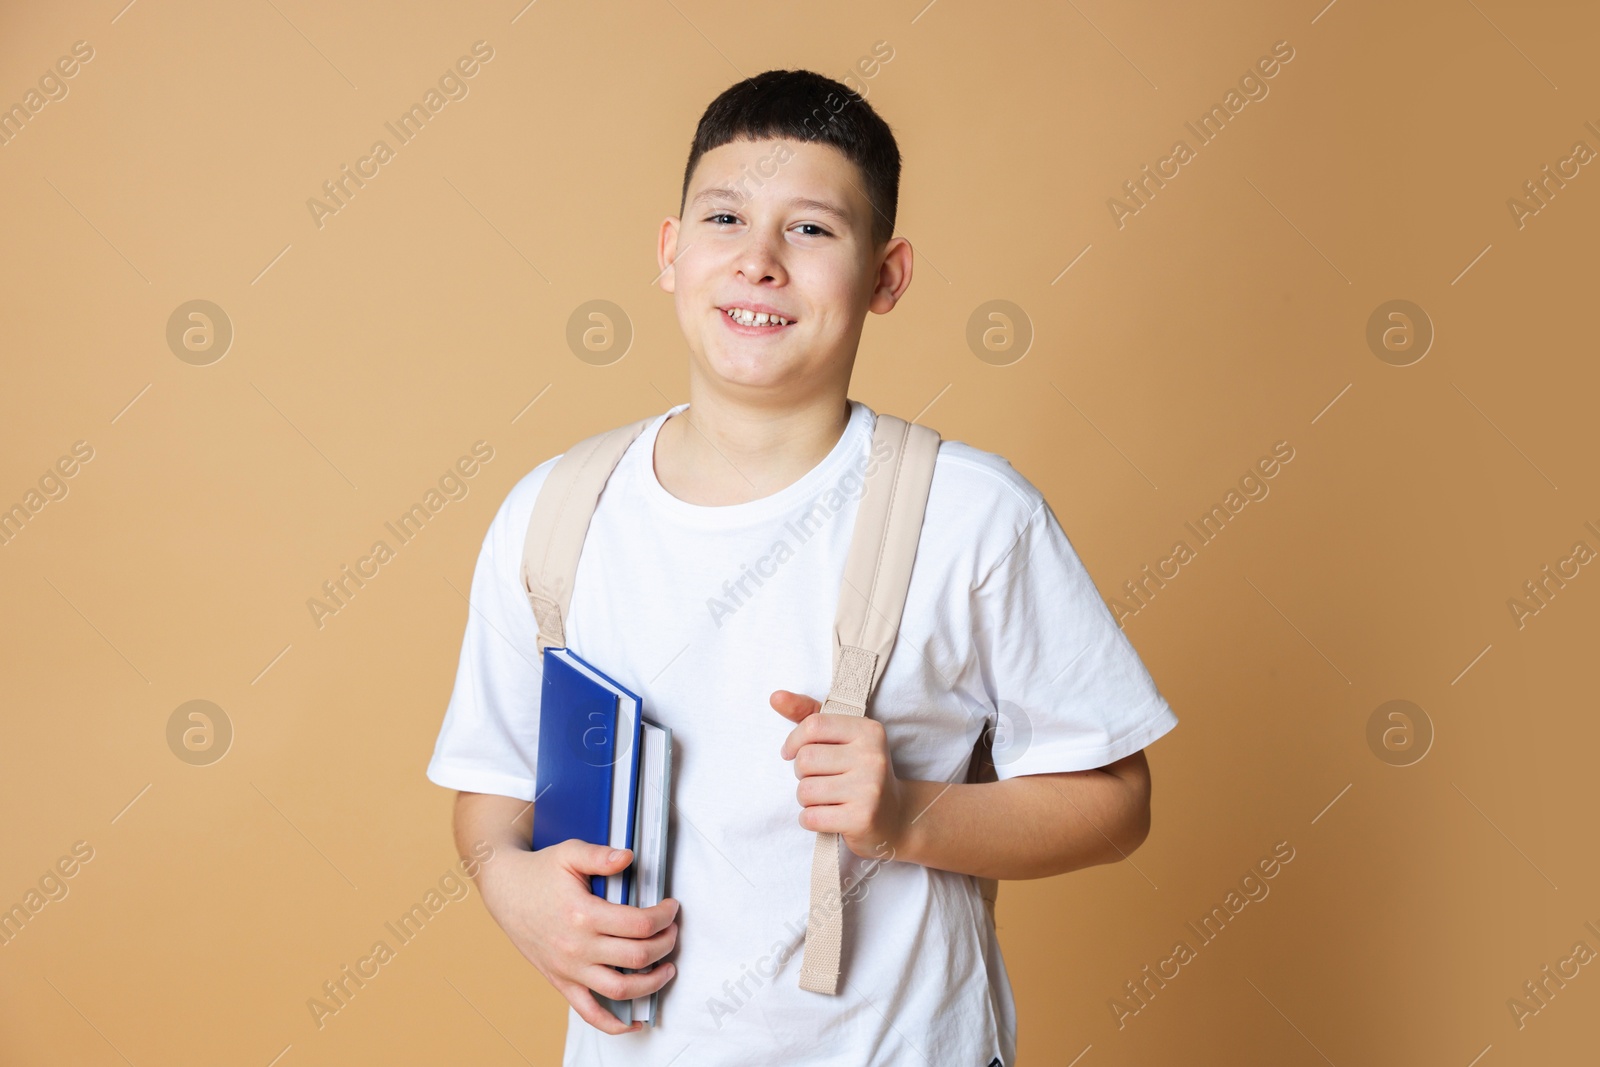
[559,841,636,878]
[591,896,680,938]
[581,960,678,1006]
[797,771,856,808]
[769,689,823,724]
[592,922,678,970]
[780,711,862,761]
[563,981,642,1035]
[797,801,851,834]
[794,741,853,778]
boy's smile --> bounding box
[719,303,797,330]
[658,137,912,402]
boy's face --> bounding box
[658,138,911,402]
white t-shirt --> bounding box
[427,400,1178,1066]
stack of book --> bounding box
[532,647,673,1027]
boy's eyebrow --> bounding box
[690,188,853,227]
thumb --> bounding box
[770,689,823,723]
[562,840,632,876]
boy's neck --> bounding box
[652,389,852,507]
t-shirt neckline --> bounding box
[627,400,874,529]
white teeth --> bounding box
[725,308,789,326]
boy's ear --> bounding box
[657,215,683,293]
[868,236,914,315]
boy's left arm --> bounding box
[773,690,1153,880]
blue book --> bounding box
[532,647,675,1027]
[532,648,643,904]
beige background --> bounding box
[2,0,1597,1063]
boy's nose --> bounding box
[735,241,787,283]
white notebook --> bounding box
[627,721,672,1025]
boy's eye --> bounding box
[703,214,830,237]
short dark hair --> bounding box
[679,69,902,248]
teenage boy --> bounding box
[428,69,1177,1065]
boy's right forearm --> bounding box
[453,791,534,872]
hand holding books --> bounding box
[531,648,676,1029]
[475,837,679,1035]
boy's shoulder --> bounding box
[925,434,1054,576]
[928,436,1045,517]
[474,451,564,572]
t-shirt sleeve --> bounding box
[969,495,1178,778]
[424,468,551,801]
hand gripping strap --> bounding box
[520,417,652,653]
[798,413,941,995]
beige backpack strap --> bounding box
[521,417,652,652]
[798,413,941,995]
